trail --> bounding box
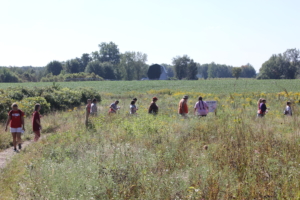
[0,140,32,169]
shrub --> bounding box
[0,97,13,121]
[17,97,50,116]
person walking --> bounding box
[130,100,137,114]
[85,99,92,126]
[284,101,292,116]
[257,99,267,117]
[148,97,158,114]
[32,104,42,142]
[109,100,120,114]
[4,103,25,152]
[90,98,98,116]
[257,98,263,115]
[194,97,209,117]
[178,95,189,117]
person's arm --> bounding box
[21,115,25,131]
[4,115,11,132]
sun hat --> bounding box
[183,95,189,99]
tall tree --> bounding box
[46,60,63,75]
[198,64,208,79]
[80,53,92,70]
[85,61,104,77]
[232,67,242,79]
[65,59,83,73]
[240,63,256,78]
[172,55,191,80]
[98,42,120,65]
[186,59,198,80]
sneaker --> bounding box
[18,143,22,150]
[14,149,19,153]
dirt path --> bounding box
[0,140,32,169]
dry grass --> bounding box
[1,91,300,199]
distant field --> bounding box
[0,79,299,94]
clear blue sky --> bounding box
[1,0,299,72]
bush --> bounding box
[0,97,13,121]
[17,97,50,116]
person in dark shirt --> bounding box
[32,104,42,141]
[148,97,158,114]
[257,99,267,117]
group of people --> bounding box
[4,103,42,152]
[256,98,292,117]
[85,95,210,119]
[3,96,293,153]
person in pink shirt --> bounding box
[194,97,209,117]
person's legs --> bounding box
[11,132,17,150]
[34,130,40,142]
[16,132,22,149]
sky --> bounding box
[1,0,300,72]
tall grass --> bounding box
[1,90,300,199]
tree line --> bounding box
[2,42,298,82]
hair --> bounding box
[287,101,291,105]
[115,100,119,104]
[87,99,91,102]
[198,96,204,109]
[257,98,263,109]
[262,99,266,102]
[11,103,18,108]
[131,100,135,105]
[133,98,137,101]
[34,103,41,111]
[153,97,158,101]
[93,98,97,102]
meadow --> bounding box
[1,79,300,199]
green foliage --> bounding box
[65,59,84,74]
[172,55,190,80]
[147,64,161,79]
[0,97,13,121]
[186,59,198,80]
[240,63,256,78]
[98,42,121,65]
[46,61,63,76]
[0,68,20,82]
[258,49,300,79]
[207,62,233,78]
[85,61,104,77]
[232,67,242,79]
[17,97,50,115]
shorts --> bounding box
[10,127,23,133]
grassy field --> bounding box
[1,79,300,94]
[1,80,300,199]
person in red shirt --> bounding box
[178,95,189,117]
[32,104,42,142]
[4,103,25,152]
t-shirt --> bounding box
[130,104,137,114]
[285,106,292,115]
[260,103,267,113]
[178,99,188,114]
[148,102,158,114]
[90,103,97,115]
[8,110,24,128]
[86,104,91,113]
[32,111,40,131]
[110,103,118,113]
[194,101,208,115]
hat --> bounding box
[11,103,18,108]
[183,95,189,99]
[133,98,137,101]
[153,97,158,100]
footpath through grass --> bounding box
[1,88,300,199]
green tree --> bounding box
[46,61,63,75]
[172,55,191,80]
[232,67,242,79]
[85,61,104,77]
[80,53,92,70]
[98,42,120,65]
[240,63,256,78]
[0,68,19,82]
[186,59,198,80]
[119,52,148,80]
[198,64,208,79]
[147,64,161,79]
[65,59,83,73]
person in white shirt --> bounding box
[90,99,98,116]
[284,101,292,116]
